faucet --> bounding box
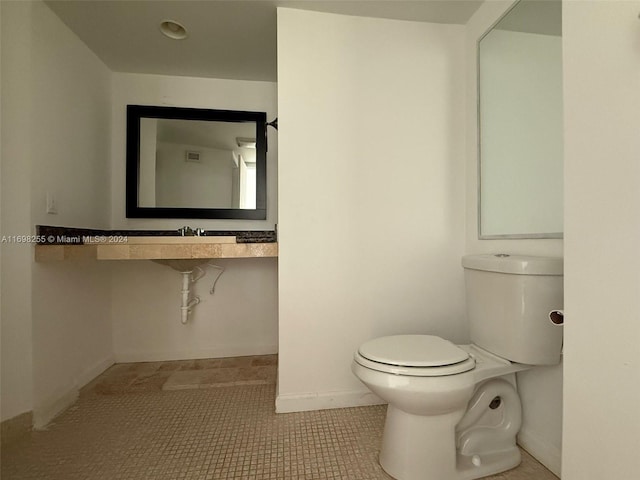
[178,226,205,236]
[178,226,193,236]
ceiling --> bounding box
[495,0,562,37]
[157,119,255,152]
[45,0,484,82]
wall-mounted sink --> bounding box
[152,258,212,272]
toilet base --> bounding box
[456,448,521,480]
[380,405,465,480]
[379,405,522,480]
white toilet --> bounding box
[352,254,563,480]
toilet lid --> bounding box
[358,335,470,367]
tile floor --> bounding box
[85,355,278,395]
[1,355,558,480]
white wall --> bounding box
[277,8,467,412]
[465,1,563,475]
[1,0,35,422]
[111,258,278,362]
[30,1,113,426]
[1,0,113,426]
[31,261,113,427]
[155,142,235,208]
[109,73,279,363]
[562,1,640,479]
[110,72,278,230]
[29,4,111,230]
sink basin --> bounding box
[152,258,212,272]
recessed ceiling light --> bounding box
[160,20,188,40]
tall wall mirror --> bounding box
[126,105,267,219]
[478,0,563,238]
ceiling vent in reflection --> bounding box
[185,150,201,163]
[236,137,256,149]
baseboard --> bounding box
[33,383,79,430]
[114,344,278,363]
[77,355,115,388]
[518,429,562,477]
[32,355,115,430]
[276,389,385,413]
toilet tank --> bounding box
[462,254,563,365]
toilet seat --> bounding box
[355,335,476,377]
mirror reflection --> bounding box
[140,118,257,209]
[127,105,267,220]
[478,0,563,238]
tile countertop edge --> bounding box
[34,243,278,262]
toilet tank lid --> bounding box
[462,254,563,276]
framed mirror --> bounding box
[126,105,267,219]
[478,0,563,239]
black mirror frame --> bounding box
[126,104,267,220]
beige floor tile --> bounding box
[156,360,191,372]
[193,358,224,369]
[128,371,174,392]
[163,365,277,391]
[198,367,241,385]
[251,354,278,367]
[220,356,255,368]
[2,357,558,480]
[237,365,277,382]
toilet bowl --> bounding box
[352,335,529,480]
[351,254,564,480]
